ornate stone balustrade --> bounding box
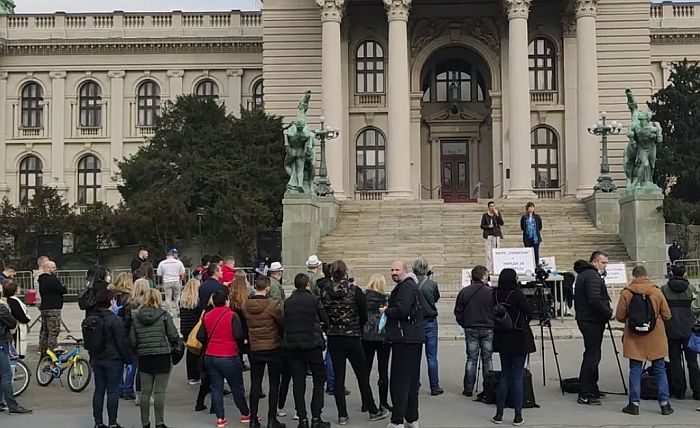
[650,2,699,28]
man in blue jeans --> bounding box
[453,265,494,397]
[413,258,443,396]
[0,285,32,415]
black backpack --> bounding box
[493,291,518,332]
[626,289,656,335]
[81,313,106,353]
[78,283,96,311]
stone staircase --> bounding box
[318,199,630,290]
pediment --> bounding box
[423,106,485,123]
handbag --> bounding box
[163,317,185,365]
[186,314,205,355]
[688,332,700,353]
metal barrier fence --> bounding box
[675,259,700,279]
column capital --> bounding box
[562,14,577,37]
[384,0,411,22]
[0,71,7,80]
[167,69,185,78]
[575,0,597,18]
[226,68,244,78]
[49,70,67,80]
[505,0,532,20]
[107,70,126,79]
[317,0,345,23]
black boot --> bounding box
[310,418,330,428]
[297,419,309,428]
[661,403,674,415]
[250,416,262,428]
[267,418,286,428]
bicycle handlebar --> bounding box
[64,335,83,345]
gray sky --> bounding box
[15,1,261,13]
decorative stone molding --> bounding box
[410,17,500,58]
[226,69,244,78]
[505,0,532,20]
[0,71,8,80]
[651,30,700,44]
[107,70,126,79]
[562,15,577,37]
[574,0,597,18]
[317,0,345,23]
[384,0,412,22]
[49,70,67,80]
[167,69,185,78]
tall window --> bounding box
[356,128,386,191]
[137,80,161,127]
[79,81,102,127]
[356,40,385,93]
[19,155,43,205]
[77,155,101,205]
[528,37,556,90]
[422,59,486,103]
[195,79,219,101]
[21,83,43,128]
[252,80,264,109]
[530,127,559,189]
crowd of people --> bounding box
[1,244,700,428]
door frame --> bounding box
[440,140,473,202]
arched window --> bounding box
[79,81,102,127]
[252,80,264,110]
[356,128,386,191]
[422,59,486,103]
[21,83,43,128]
[530,127,559,189]
[137,80,161,127]
[195,79,219,101]
[528,37,556,91]
[77,155,101,205]
[356,40,385,93]
[18,155,43,205]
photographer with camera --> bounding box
[573,251,613,406]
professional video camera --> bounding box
[522,267,555,323]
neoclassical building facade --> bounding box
[0,1,698,205]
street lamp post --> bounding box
[196,207,204,259]
[314,116,339,197]
[588,112,623,193]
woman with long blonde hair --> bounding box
[229,275,251,357]
[123,278,152,403]
[362,273,391,411]
[179,279,201,385]
[112,272,134,294]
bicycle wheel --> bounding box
[12,360,31,397]
[67,358,92,392]
[36,355,55,386]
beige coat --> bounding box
[615,278,672,362]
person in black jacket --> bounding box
[1,280,30,357]
[491,269,535,426]
[454,265,494,397]
[362,274,391,411]
[661,264,700,400]
[198,264,228,312]
[481,201,504,272]
[322,261,388,424]
[0,286,32,414]
[85,265,111,317]
[38,261,67,356]
[384,261,425,428]
[90,289,132,428]
[179,279,202,385]
[413,257,443,396]
[284,273,331,428]
[131,248,149,275]
[519,202,543,266]
[573,251,613,406]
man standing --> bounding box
[412,257,443,396]
[573,251,613,406]
[384,261,425,428]
[268,262,286,305]
[480,201,504,273]
[198,263,228,312]
[454,265,494,397]
[157,249,185,316]
[0,292,32,414]
[0,265,16,282]
[38,261,67,356]
[284,273,330,428]
[33,255,49,304]
[662,264,700,400]
[131,248,149,275]
[668,241,682,265]
[306,255,322,296]
[221,255,237,289]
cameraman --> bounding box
[573,251,613,406]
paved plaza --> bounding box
[5,304,700,428]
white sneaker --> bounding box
[405,422,420,428]
[276,408,287,417]
[188,379,201,386]
[134,394,139,406]
[387,424,405,428]
[293,411,299,420]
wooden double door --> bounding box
[440,140,471,202]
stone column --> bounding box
[575,0,600,198]
[0,72,8,195]
[505,0,534,198]
[318,0,346,199]
[108,70,125,182]
[167,69,184,102]
[384,0,413,199]
[226,68,243,117]
[49,71,67,192]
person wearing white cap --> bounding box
[306,255,322,296]
[268,262,286,305]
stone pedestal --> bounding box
[583,191,619,234]
[619,193,666,278]
[281,194,339,267]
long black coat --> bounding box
[492,287,536,355]
[519,214,543,247]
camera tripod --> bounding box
[530,285,563,390]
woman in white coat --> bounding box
[1,280,30,356]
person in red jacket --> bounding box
[197,290,253,428]
[221,255,237,289]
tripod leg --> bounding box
[547,323,564,394]
[608,321,628,395]
[541,322,546,387]
[60,319,71,334]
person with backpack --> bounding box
[322,260,389,425]
[0,285,32,415]
[412,257,443,396]
[362,273,392,411]
[84,289,132,428]
[454,265,494,397]
[81,265,111,317]
[662,264,700,400]
[384,261,425,428]
[615,266,673,416]
[491,268,535,426]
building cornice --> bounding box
[0,36,262,56]
[650,28,700,44]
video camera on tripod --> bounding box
[522,267,556,324]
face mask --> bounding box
[105,275,112,283]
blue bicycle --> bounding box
[35,335,92,392]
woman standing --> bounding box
[519,202,543,266]
[128,279,150,405]
[112,272,134,310]
[140,263,156,289]
[362,274,391,411]
[1,280,30,357]
[180,279,201,385]
[129,289,181,428]
[491,268,535,426]
[229,275,250,358]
